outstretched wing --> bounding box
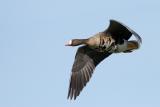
[104,20,133,44]
[122,24,142,45]
[68,46,111,100]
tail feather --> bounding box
[126,40,139,51]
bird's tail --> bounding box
[124,40,139,53]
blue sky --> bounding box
[0,0,160,107]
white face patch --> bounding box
[65,40,72,46]
[68,40,72,45]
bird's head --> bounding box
[65,39,88,46]
[65,40,73,46]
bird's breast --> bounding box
[89,35,115,52]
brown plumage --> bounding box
[65,19,142,100]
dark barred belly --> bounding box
[92,45,114,52]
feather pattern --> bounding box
[67,46,111,100]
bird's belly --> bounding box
[91,44,113,52]
[116,44,128,52]
[112,41,128,53]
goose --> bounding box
[65,19,142,100]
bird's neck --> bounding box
[71,39,89,46]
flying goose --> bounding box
[65,19,142,100]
